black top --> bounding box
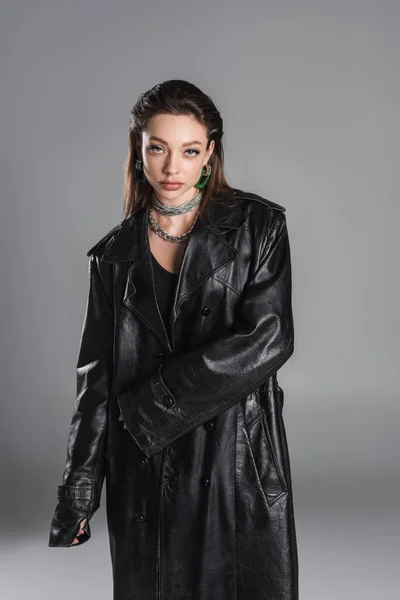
[151,253,179,343]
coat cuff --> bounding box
[48,503,92,547]
[48,485,98,547]
[116,364,186,457]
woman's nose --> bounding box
[163,155,180,174]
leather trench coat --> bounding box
[48,187,299,600]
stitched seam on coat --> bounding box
[91,415,107,508]
[92,256,114,315]
[257,211,286,274]
[234,403,237,599]
[89,260,115,509]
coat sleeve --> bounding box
[117,210,294,458]
[48,255,114,547]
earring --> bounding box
[134,159,146,182]
[194,163,212,189]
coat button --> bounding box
[202,477,210,487]
[201,306,211,316]
[135,512,145,523]
[163,395,175,408]
[203,421,214,431]
[155,352,165,359]
[138,458,147,468]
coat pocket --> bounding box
[244,411,287,508]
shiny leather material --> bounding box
[48,188,299,600]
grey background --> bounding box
[1,1,399,598]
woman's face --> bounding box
[140,113,215,204]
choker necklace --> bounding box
[151,189,202,215]
[149,189,202,243]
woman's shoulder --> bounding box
[86,219,126,258]
[230,188,289,249]
[232,188,286,213]
[231,188,288,240]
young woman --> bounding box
[48,79,299,600]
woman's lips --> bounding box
[161,182,184,189]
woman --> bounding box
[48,79,299,600]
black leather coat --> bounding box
[48,188,299,600]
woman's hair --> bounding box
[122,79,234,221]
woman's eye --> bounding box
[148,145,199,157]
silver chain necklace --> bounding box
[149,189,202,243]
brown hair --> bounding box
[122,79,235,221]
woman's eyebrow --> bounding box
[149,136,202,147]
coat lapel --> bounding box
[100,190,246,350]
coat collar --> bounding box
[101,190,246,353]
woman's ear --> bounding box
[206,139,216,161]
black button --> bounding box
[138,459,147,468]
[202,477,210,487]
[201,306,211,316]
[155,352,165,359]
[163,395,175,408]
[135,512,145,523]
[203,421,214,431]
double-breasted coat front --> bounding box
[48,187,299,600]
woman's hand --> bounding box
[118,412,127,429]
[71,519,87,545]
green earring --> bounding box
[134,159,146,183]
[194,164,212,189]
